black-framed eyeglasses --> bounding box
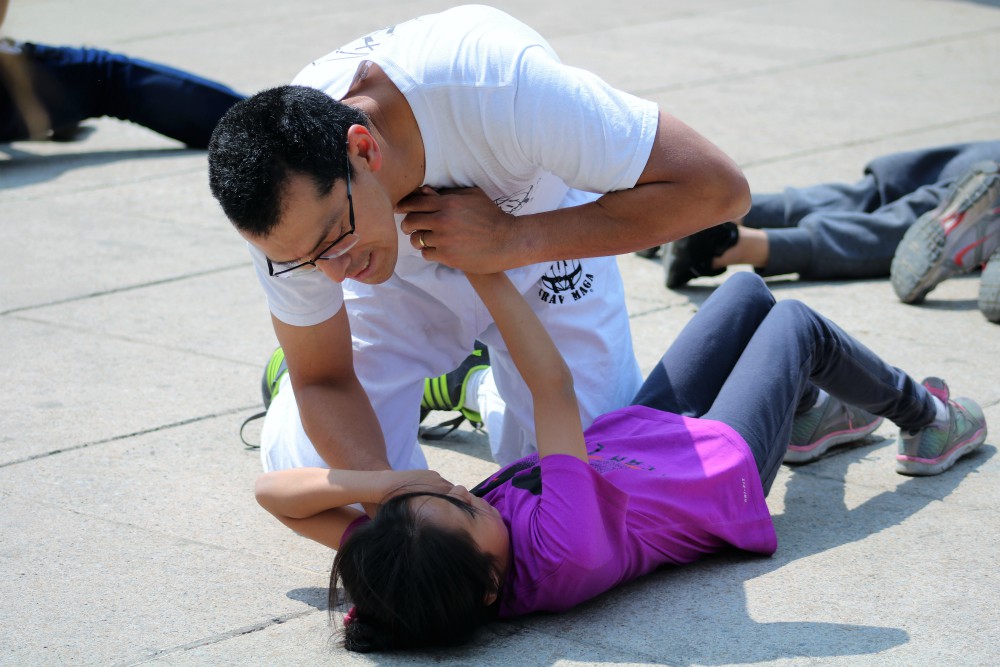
[267,155,359,278]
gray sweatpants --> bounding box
[749,141,1000,279]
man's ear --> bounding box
[347,124,382,172]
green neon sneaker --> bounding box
[896,377,987,476]
[784,395,884,464]
[261,347,288,410]
[420,342,490,433]
[241,348,288,449]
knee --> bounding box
[725,271,774,310]
[770,298,813,323]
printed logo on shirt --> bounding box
[510,466,542,495]
[587,442,656,472]
[320,17,421,61]
[471,456,540,497]
[494,184,534,215]
[537,260,596,305]
[322,28,397,61]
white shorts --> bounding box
[260,197,642,472]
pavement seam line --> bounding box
[0,262,249,316]
[0,405,256,469]
[633,25,1000,97]
[741,111,1000,169]
[113,609,320,667]
[6,313,269,369]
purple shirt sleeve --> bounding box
[501,454,633,615]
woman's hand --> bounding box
[380,468,454,501]
[254,467,456,550]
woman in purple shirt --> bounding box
[255,271,986,653]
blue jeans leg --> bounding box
[1,42,244,147]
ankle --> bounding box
[712,227,769,269]
[931,396,950,428]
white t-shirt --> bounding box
[249,4,659,326]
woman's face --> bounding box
[412,485,510,572]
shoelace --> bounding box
[418,415,484,441]
[239,411,266,449]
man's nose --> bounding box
[317,254,351,283]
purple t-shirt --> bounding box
[472,405,777,618]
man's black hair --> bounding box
[207,85,369,236]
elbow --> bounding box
[728,167,752,221]
[254,474,279,514]
[541,364,577,403]
[557,369,577,399]
[709,160,751,224]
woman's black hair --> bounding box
[329,492,504,653]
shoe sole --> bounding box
[895,425,987,476]
[635,245,663,259]
[663,240,692,288]
[783,416,885,464]
[891,163,1000,304]
[979,251,1000,323]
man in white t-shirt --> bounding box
[208,5,749,476]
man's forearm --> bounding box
[508,177,751,268]
[296,379,391,471]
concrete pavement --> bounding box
[2,0,998,664]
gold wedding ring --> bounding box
[418,231,428,248]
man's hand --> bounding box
[398,186,519,273]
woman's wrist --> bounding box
[362,469,399,504]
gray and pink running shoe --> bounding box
[979,248,1000,323]
[785,396,884,464]
[896,377,987,476]
[891,160,1000,304]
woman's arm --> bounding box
[466,272,587,462]
[255,467,451,549]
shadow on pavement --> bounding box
[0,143,199,189]
[362,443,995,665]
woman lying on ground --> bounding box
[255,270,987,653]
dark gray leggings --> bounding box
[631,272,936,494]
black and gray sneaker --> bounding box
[663,222,740,289]
[635,245,663,259]
[419,342,490,440]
